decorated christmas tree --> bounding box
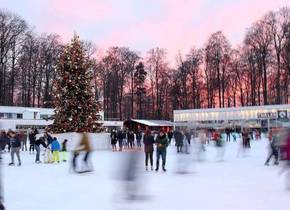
[51,34,102,133]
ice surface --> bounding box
[1,137,290,210]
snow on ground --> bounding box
[1,137,290,210]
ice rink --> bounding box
[1,137,290,210]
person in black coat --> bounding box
[34,137,47,163]
[136,130,142,149]
[174,129,184,153]
[28,129,37,154]
[127,130,135,150]
[0,131,8,151]
[143,129,155,171]
[167,129,173,145]
[110,130,118,152]
[117,129,124,151]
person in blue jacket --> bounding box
[51,137,60,163]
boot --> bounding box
[0,201,5,210]
[162,165,167,172]
[151,166,153,171]
[155,161,159,171]
[146,166,148,171]
[8,163,14,166]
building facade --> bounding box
[174,104,290,130]
[0,106,105,131]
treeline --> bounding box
[0,7,290,120]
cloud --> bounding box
[2,0,289,65]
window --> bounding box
[0,113,4,119]
[40,114,48,119]
[6,113,13,119]
[17,113,23,119]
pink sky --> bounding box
[2,0,289,65]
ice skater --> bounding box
[34,137,47,163]
[28,129,36,154]
[155,130,169,172]
[174,129,183,153]
[51,137,61,163]
[196,129,206,161]
[72,132,93,173]
[265,129,279,166]
[214,130,225,161]
[143,129,154,171]
[136,129,142,150]
[8,131,21,166]
[127,130,135,150]
[0,138,5,210]
[117,129,124,151]
[61,139,68,162]
[110,130,118,152]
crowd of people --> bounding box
[109,127,290,173]
[0,126,290,207]
[0,129,69,166]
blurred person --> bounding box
[167,129,173,145]
[117,129,124,151]
[196,129,206,161]
[242,129,251,149]
[122,148,144,201]
[61,139,68,162]
[256,129,261,140]
[0,131,7,152]
[155,130,169,172]
[214,130,225,161]
[232,133,237,142]
[124,129,129,150]
[143,129,155,171]
[5,131,11,153]
[34,137,47,163]
[51,137,61,163]
[237,130,250,158]
[184,129,191,154]
[226,128,231,142]
[19,131,27,151]
[72,132,93,173]
[136,129,142,149]
[280,131,290,189]
[174,129,183,153]
[206,129,211,144]
[44,131,54,146]
[110,130,118,152]
[28,129,36,154]
[8,131,21,166]
[265,128,279,166]
[127,130,135,150]
[0,147,4,210]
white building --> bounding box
[0,106,109,131]
[0,106,54,130]
[174,104,290,130]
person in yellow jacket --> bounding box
[72,133,92,173]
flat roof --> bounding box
[174,104,290,114]
[0,106,54,113]
[130,119,173,127]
